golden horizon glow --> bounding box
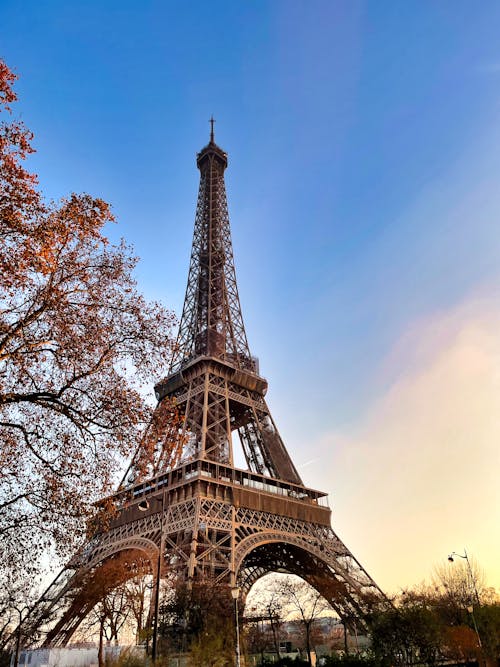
[308,289,500,594]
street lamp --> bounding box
[447,549,480,606]
[447,549,482,649]
[139,491,166,662]
[231,586,241,667]
[13,606,26,667]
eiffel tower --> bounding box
[25,124,385,647]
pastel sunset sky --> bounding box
[2,1,499,593]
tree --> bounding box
[243,616,268,663]
[433,555,485,614]
[71,551,145,667]
[370,590,443,666]
[0,569,44,664]
[370,583,500,667]
[159,579,235,663]
[123,570,152,645]
[0,59,176,576]
[280,578,333,665]
[475,600,500,663]
[249,584,284,659]
[84,585,132,662]
[432,558,500,662]
[441,625,481,665]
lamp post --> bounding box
[447,549,482,650]
[343,617,349,655]
[13,606,25,667]
[139,491,166,663]
[231,586,241,667]
[447,549,480,605]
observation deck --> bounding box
[106,458,331,532]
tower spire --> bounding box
[209,115,215,143]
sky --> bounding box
[1,1,500,594]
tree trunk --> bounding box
[271,621,280,660]
[98,623,105,667]
[136,599,144,644]
[305,622,312,666]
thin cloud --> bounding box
[310,290,500,594]
[475,62,500,74]
[298,457,320,469]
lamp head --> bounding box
[231,587,240,600]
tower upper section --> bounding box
[170,130,254,374]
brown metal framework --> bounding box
[24,129,386,648]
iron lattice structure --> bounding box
[23,129,386,647]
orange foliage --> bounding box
[0,59,177,576]
[442,625,481,662]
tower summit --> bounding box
[25,128,386,648]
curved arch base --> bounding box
[24,490,386,646]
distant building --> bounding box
[11,645,143,667]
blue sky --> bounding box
[2,1,500,592]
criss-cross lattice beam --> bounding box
[171,141,252,372]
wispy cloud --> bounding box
[298,457,320,469]
[475,62,500,74]
[309,289,500,594]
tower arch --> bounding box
[41,543,157,647]
[235,533,377,625]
